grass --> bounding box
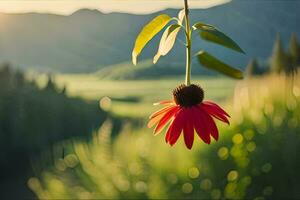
[28,74,300,199]
[49,74,236,118]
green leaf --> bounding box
[193,22,215,30]
[132,14,172,65]
[197,50,244,79]
[153,24,181,64]
[193,22,245,54]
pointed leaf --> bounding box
[178,9,185,25]
[197,50,243,79]
[193,22,245,54]
[132,14,172,65]
[153,24,181,64]
[193,22,215,30]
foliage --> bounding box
[269,35,288,74]
[288,33,300,75]
[153,24,181,64]
[97,32,300,80]
[197,51,243,79]
[269,33,300,76]
[192,22,244,54]
[28,75,300,199]
[0,63,107,178]
[132,5,244,79]
[245,59,266,77]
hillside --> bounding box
[96,59,211,80]
[0,1,299,73]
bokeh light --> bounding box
[218,147,229,160]
[227,170,239,182]
[188,167,200,179]
[99,96,112,111]
[200,179,212,190]
[182,183,193,194]
[232,134,244,145]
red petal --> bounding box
[154,106,180,135]
[203,111,219,141]
[153,100,175,106]
[183,108,194,149]
[202,101,230,117]
[149,105,175,119]
[192,107,211,144]
[148,114,163,128]
[201,102,230,124]
[165,123,172,143]
[148,105,177,128]
[168,109,185,146]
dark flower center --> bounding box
[173,84,204,107]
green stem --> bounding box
[184,0,192,86]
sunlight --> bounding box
[0,0,231,15]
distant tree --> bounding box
[287,32,300,75]
[61,85,67,95]
[0,63,13,94]
[45,74,57,91]
[246,58,260,77]
[269,34,289,74]
[0,63,11,76]
[0,66,108,179]
[14,70,25,88]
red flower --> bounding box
[148,84,230,149]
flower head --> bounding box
[148,84,230,149]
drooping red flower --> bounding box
[148,84,230,149]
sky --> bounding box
[0,0,230,15]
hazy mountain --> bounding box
[0,0,299,74]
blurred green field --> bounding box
[47,74,236,118]
[28,74,300,199]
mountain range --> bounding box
[0,0,299,76]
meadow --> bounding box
[28,74,300,199]
[47,74,236,118]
